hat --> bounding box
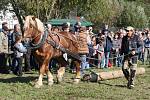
[62,22,70,28]
[66,22,70,27]
[89,27,93,30]
[2,22,8,26]
[76,22,81,26]
[3,26,10,31]
[79,26,86,32]
[126,26,134,31]
[47,24,52,29]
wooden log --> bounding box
[89,67,145,82]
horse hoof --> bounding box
[34,84,43,88]
[34,82,43,88]
[56,75,63,84]
[48,80,54,86]
[73,78,80,84]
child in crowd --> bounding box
[96,34,105,68]
[112,33,122,67]
[13,32,27,76]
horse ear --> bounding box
[32,16,36,20]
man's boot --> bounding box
[128,69,136,89]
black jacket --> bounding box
[104,36,113,52]
[121,34,143,56]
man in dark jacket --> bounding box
[121,26,143,89]
[104,32,113,68]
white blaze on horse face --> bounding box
[23,16,31,37]
[24,16,31,30]
[23,16,38,38]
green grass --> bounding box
[0,65,150,100]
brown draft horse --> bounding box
[23,16,81,88]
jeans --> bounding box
[105,52,110,68]
[144,48,150,64]
[80,54,87,75]
[97,53,105,68]
[117,54,123,67]
[13,56,23,75]
[113,52,122,67]
[138,52,144,63]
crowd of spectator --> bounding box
[0,21,150,77]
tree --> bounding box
[0,0,149,28]
[75,0,124,26]
[12,0,57,22]
[117,1,148,28]
[0,0,9,10]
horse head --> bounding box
[23,15,44,39]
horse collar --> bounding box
[28,29,49,49]
[31,32,43,46]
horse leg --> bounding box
[47,70,54,85]
[74,61,81,84]
[45,61,54,86]
[34,62,45,88]
[56,65,65,83]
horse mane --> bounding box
[24,15,44,33]
[34,18,44,33]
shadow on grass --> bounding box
[98,81,127,88]
[0,76,37,83]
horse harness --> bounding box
[27,28,81,61]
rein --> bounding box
[26,28,49,49]
[30,32,43,47]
